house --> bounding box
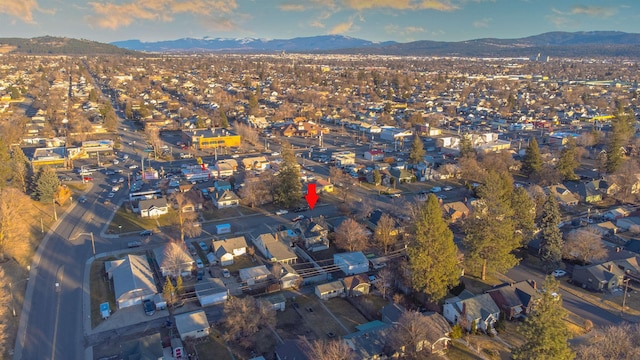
[616,217,640,232]
[486,280,539,320]
[443,291,500,333]
[443,201,470,223]
[412,312,452,355]
[175,310,210,341]
[281,121,325,137]
[212,236,248,266]
[343,321,391,359]
[545,185,579,207]
[389,168,414,183]
[604,206,632,221]
[120,333,163,360]
[342,274,370,297]
[153,244,194,278]
[213,161,235,177]
[242,156,270,171]
[334,252,369,275]
[194,278,228,306]
[139,197,169,218]
[364,149,384,161]
[105,255,157,309]
[293,217,330,252]
[275,339,311,360]
[214,180,232,192]
[279,263,302,289]
[252,233,298,264]
[315,280,345,300]
[572,181,603,203]
[315,178,334,193]
[239,265,271,286]
[572,262,625,292]
[212,189,240,209]
[365,209,400,235]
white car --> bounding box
[107,192,115,198]
[271,152,281,156]
[552,269,567,278]
[113,159,119,165]
[275,209,288,215]
[196,259,204,269]
[128,164,139,169]
[443,186,453,191]
[222,268,231,278]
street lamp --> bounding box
[9,277,30,317]
[621,277,631,318]
[71,232,95,258]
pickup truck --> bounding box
[180,153,193,159]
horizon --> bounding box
[0,1,638,44]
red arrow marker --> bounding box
[305,183,319,210]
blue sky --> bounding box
[0,0,638,43]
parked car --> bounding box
[443,186,453,191]
[292,215,305,222]
[198,241,208,252]
[140,230,153,236]
[430,187,442,193]
[83,176,94,181]
[275,209,289,215]
[78,196,87,204]
[107,192,115,198]
[113,159,119,165]
[197,269,204,281]
[142,299,155,316]
[58,175,73,181]
[293,206,309,212]
[127,241,142,248]
[196,259,204,269]
[128,164,139,169]
[222,268,231,278]
[188,244,197,256]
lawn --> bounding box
[107,205,175,234]
[90,259,117,329]
[324,298,368,332]
[202,206,243,221]
[194,331,232,360]
[352,295,390,320]
[225,254,259,273]
[294,295,350,340]
[276,306,312,339]
[448,341,484,360]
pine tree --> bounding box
[373,169,381,186]
[539,195,564,271]
[10,146,31,193]
[556,137,579,180]
[459,133,476,159]
[513,276,575,360]
[162,276,175,304]
[464,170,520,280]
[408,194,460,301]
[408,135,425,165]
[606,135,624,173]
[522,137,543,178]
[511,186,536,245]
[220,111,229,128]
[33,166,60,203]
[175,275,183,297]
[275,142,302,207]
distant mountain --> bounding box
[0,36,138,55]
[111,35,396,52]
[340,31,640,58]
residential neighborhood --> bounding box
[3,42,640,360]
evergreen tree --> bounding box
[175,275,183,297]
[408,194,460,301]
[511,186,536,245]
[556,137,579,180]
[219,111,229,128]
[0,137,12,187]
[88,88,98,102]
[10,146,31,193]
[33,166,60,203]
[373,169,382,186]
[522,137,543,178]
[513,276,575,360]
[539,195,564,271]
[162,276,176,304]
[464,170,520,280]
[275,142,302,207]
[459,133,476,159]
[606,135,624,173]
[408,135,425,165]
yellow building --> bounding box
[182,129,241,150]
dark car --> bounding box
[58,175,73,181]
[143,299,155,316]
[140,230,153,236]
[293,206,309,212]
[197,269,204,281]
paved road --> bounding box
[506,265,623,328]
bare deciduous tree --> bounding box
[334,218,369,252]
[300,337,355,360]
[563,228,607,265]
[330,167,353,203]
[576,323,640,360]
[223,296,276,349]
[374,213,397,254]
[387,310,433,359]
[0,267,11,355]
[170,192,202,242]
[161,242,193,278]
[376,267,394,299]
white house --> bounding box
[364,149,384,161]
[194,278,228,307]
[175,310,210,341]
[212,236,248,266]
[211,189,240,209]
[334,252,369,275]
[252,233,298,264]
[239,265,271,286]
[105,255,157,309]
[139,198,169,218]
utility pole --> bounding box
[621,277,630,317]
[52,199,58,221]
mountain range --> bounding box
[2,32,640,57]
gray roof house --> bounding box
[105,254,157,309]
[138,197,169,218]
[572,261,625,292]
[175,310,210,341]
[212,236,248,266]
[485,280,539,320]
[443,291,500,333]
[120,333,163,360]
[343,321,391,359]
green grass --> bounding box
[90,260,116,329]
[224,254,257,273]
[202,207,242,221]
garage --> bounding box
[195,278,228,307]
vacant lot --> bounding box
[276,306,313,339]
[294,295,350,340]
[194,331,233,360]
[323,297,368,332]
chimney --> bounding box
[461,302,467,315]
[275,232,278,242]
[608,264,614,272]
[531,280,537,290]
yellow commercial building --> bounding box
[182,129,241,150]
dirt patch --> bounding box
[323,298,368,332]
[294,295,349,340]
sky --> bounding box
[0,0,639,44]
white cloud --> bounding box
[0,0,47,23]
[473,17,491,28]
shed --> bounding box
[263,293,286,311]
[315,280,345,300]
[175,310,210,341]
[334,252,369,275]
